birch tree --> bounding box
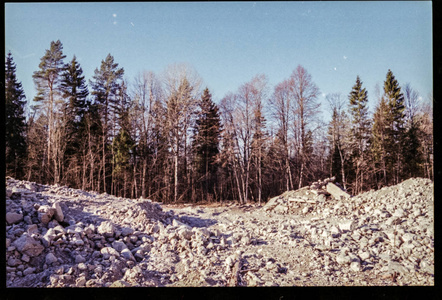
[289,65,320,189]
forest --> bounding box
[5,40,433,204]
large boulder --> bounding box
[6,212,23,225]
[97,221,115,237]
[326,182,351,200]
[13,235,45,257]
[38,206,56,224]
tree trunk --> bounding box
[174,151,178,203]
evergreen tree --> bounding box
[348,76,371,193]
[5,52,27,179]
[383,70,406,184]
[32,40,66,183]
[60,56,89,186]
[371,97,389,188]
[192,88,222,202]
[90,53,124,193]
[327,105,350,188]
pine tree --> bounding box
[90,53,124,193]
[5,52,27,179]
[192,88,222,202]
[348,76,371,193]
[32,40,66,183]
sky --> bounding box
[5,1,432,119]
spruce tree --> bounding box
[383,70,405,184]
[348,76,371,193]
[192,88,222,202]
[60,55,89,186]
[90,53,124,193]
[5,52,27,179]
[371,97,389,187]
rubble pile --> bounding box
[5,176,434,287]
[261,177,434,285]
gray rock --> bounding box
[326,182,351,200]
[350,261,361,272]
[112,241,128,252]
[6,212,24,224]
[393,208,406,218]
[336,254,351,265]
[101,247,120,259]
[388,261,408,274]
[45,253,58,265]
[97,221,115,237]
[121,248,136,261]
[78,263,88,271]
[21,254,30,263]
[7,257,21,267]
[75,255,86,264]
[13,235,45,257]
[338,220,355,232]
[121,227,134,237]
[52,201,64,222]
[23,267,36,276]
[178,227,193,240]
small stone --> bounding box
[23,267,36,276]
[76,276,87,287]
[350,261,361,272]
[121,227,134,237]
[112,241,128,252]
[110,280,131,287]
[45,253,58,265]
[338,220,355,232]
[6,212,24,225]
[101,247,120,259]
[78,263,88,271]
[21,254,30,263]
[121,249,136,261]
[178,227,193,240]
[27,224,39,235]
[7,257,20,267]
[359,251,371,261]
[336,254,351,265]
[393,208,406,218]
[75,255,86,264]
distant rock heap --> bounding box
[264,177,350,213]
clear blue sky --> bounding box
[5,2,432,118]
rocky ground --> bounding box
[5,176,434,287]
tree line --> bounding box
[5,40,433,204]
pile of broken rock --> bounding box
[264,177,350,214]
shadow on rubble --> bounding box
[177,215,218,228]
[58,201,110,227]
